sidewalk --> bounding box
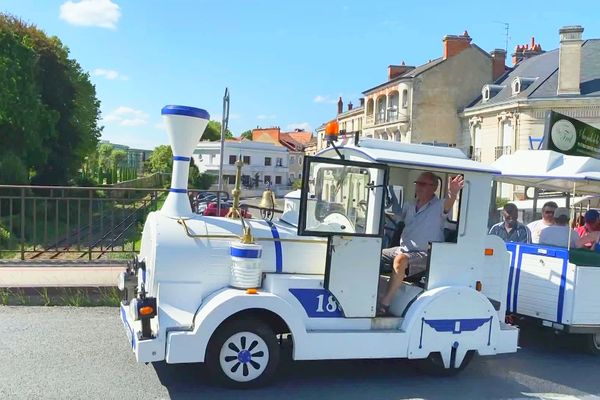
[0,260,126,288]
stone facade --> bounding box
[461,26,600,200]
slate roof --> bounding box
[466,39,600,109]
[362,58,445,94]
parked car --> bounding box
[202,201,251,218]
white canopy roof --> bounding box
[317,138,499,174]
[492,150,600,194]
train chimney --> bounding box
[160,105,210,218]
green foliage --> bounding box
[0,224,11,245]
[0,14,101,185]
[0,288,9,305]
[98,143,114,170]
[36,288,52,306]
[240,130,253,140]
[496,198,510,209]
[202,120,233,141]
[0,153,29,185]
[147,145,172,173]
[292,179,303,190]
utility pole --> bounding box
[218,88,230,214]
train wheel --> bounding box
[206,319,280,388]
[581,333,600,355]
[416,350,475,377]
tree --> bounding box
[0,14,102,185]
[147,145,172,173]
[98,143,114,170]
[202,120,233,141]
[111,149,128,169]
[240,130,253,140]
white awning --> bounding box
[492,150,600,194]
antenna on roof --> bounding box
[493,21,510,54]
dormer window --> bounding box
[482,84,505,103]
[512,78,521,94]
[512,77,537,95]
[482,87,490,102]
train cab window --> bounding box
[298,157,388,237]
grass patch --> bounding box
[0,288,10,305]
[0,287,124,306]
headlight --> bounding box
[117,271,126,291]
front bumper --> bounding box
[119,302,164,363]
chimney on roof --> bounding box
[359,97,365,107]
[558,25,584,95]
[490,49,507,81]
[443,30,472,59]
[512,37,544,65]
[337,97,343,114]
[388,61,414,80]
[348,102,353,111]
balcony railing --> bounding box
[471,148,482,162]
[494,145,512,160]
[375,113,386,124]
[366,115,374,124]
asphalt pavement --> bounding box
[0,306,599,400]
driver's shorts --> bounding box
[381,247,428,275]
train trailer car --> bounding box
[494,150,600,354]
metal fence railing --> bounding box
[0,185,167,261]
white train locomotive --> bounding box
[119,105,519,388]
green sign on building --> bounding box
[543,111,600,158]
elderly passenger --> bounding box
[378,172,464,316]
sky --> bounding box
[2,0,600,150]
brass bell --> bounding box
[259,189,275,210]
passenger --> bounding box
[538,208,577,248]
[489,203,531,243]
[378,172,464,316]
[575,209,600,237]
[527,201,558,243]
[575,209,600,249]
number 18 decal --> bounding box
[289,288,344,318]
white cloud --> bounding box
[287,122,312,131]
[313,95,338,104]
[154,121,166,131]
[102,106,149,127]
[92,68,128,80]
[59,0,121,29]
[257,114,277,120]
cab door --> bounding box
[298,156,388,317]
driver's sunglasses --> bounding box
[414,181,434,186]
[543,209,556,215]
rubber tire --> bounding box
[581,333,600,355]
[416,350,475,377]
[205,319,280,389]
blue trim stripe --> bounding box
[512,249,524,313]
[505,243,518,313]
[230,247,262,258]
[172,156,190,162]
[161,105,210,120]
[169,188,187,193]
[557,253,569,324]
[266,221,283,273]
